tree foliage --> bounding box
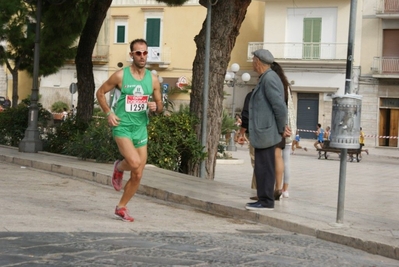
[0,0,89,107]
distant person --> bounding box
[324,126,331,141]
[270,62,289,201]
[62,108,68,121]
[239,89,256,198]
[313,123,324,150]
[3,97,11,109]
[234,114,243,143]
[359,127,369,156]
[291,130,307,154]
[71,105,77,116]
[234,114,242,127]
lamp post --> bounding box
[224,63,251,151]
[19,0,43,153]
[19,0,66,153]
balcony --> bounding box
[372,57,399,78]
[248,42,347,68]
[376,0,399,19]
[146,46,171,68]
[112,0,199,6]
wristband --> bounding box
[106,111,112,117]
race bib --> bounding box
[125,95,149,112]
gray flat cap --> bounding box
[252,49,274,64]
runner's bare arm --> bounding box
[96,70,123,126]
[96,70,123,115]
[150,74,163,114]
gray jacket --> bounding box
[248,68,287,149]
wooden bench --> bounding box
[317,140,362,162]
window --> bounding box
[146,18,161,47]
[115,21,127,43]
[303,18,322,59]
[144,13,163,62]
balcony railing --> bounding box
[376,0,399,13]
[146,46,171,67]
[112,0,199,6]
[372,57,399,74]
[247,42,348,61]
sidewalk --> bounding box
[0,141,398,261]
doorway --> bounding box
[297,93,319,139]
[379,100,399,147]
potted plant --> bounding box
[51,101,69,120]
[220,109,239,142]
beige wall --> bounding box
[5,68,32,103]
[230,1,265,70]
[108,5,206,81]
[360,18,381,76]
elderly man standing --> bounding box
[246,49,288,211]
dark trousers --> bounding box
[254,146,276,208]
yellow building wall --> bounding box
[107,5,206,82]
[5,67,32,104]
[230,1,265,71]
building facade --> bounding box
[245,0,399,147]
[4,0,398,147]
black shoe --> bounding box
[245,201,274,211]
[274,190,282,201]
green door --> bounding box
[303,18,322,59]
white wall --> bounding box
[286,7,338,44]
[39,65,110,111]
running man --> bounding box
[96,38,163,222]
[313,123,324,150]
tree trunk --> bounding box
[11,68,19,108]
[5,58,19,108]
[75,0,112,123]
[190,0,251,179]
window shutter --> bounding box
[146,18,160,47]
[117,25,125,43]
[303,18,322,59]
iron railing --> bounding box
[376,0,399,13]
[247,42,348,61]
[372,57,399,74]
[112,0,199,6]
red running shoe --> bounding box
[112,160,123,191]
[114,206,134,222]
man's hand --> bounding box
[107,112,120,127]
[283,125,292,138]
[148,101,157,112]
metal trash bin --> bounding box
[330,94,362,149]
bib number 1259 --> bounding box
[125,95,149,112]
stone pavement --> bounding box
[0,140,398,261]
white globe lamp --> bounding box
[241,73,251,83]
[231,63,240,73]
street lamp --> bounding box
[19,0,66,153]
[19,0,44,153]
[224,63,251,151]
